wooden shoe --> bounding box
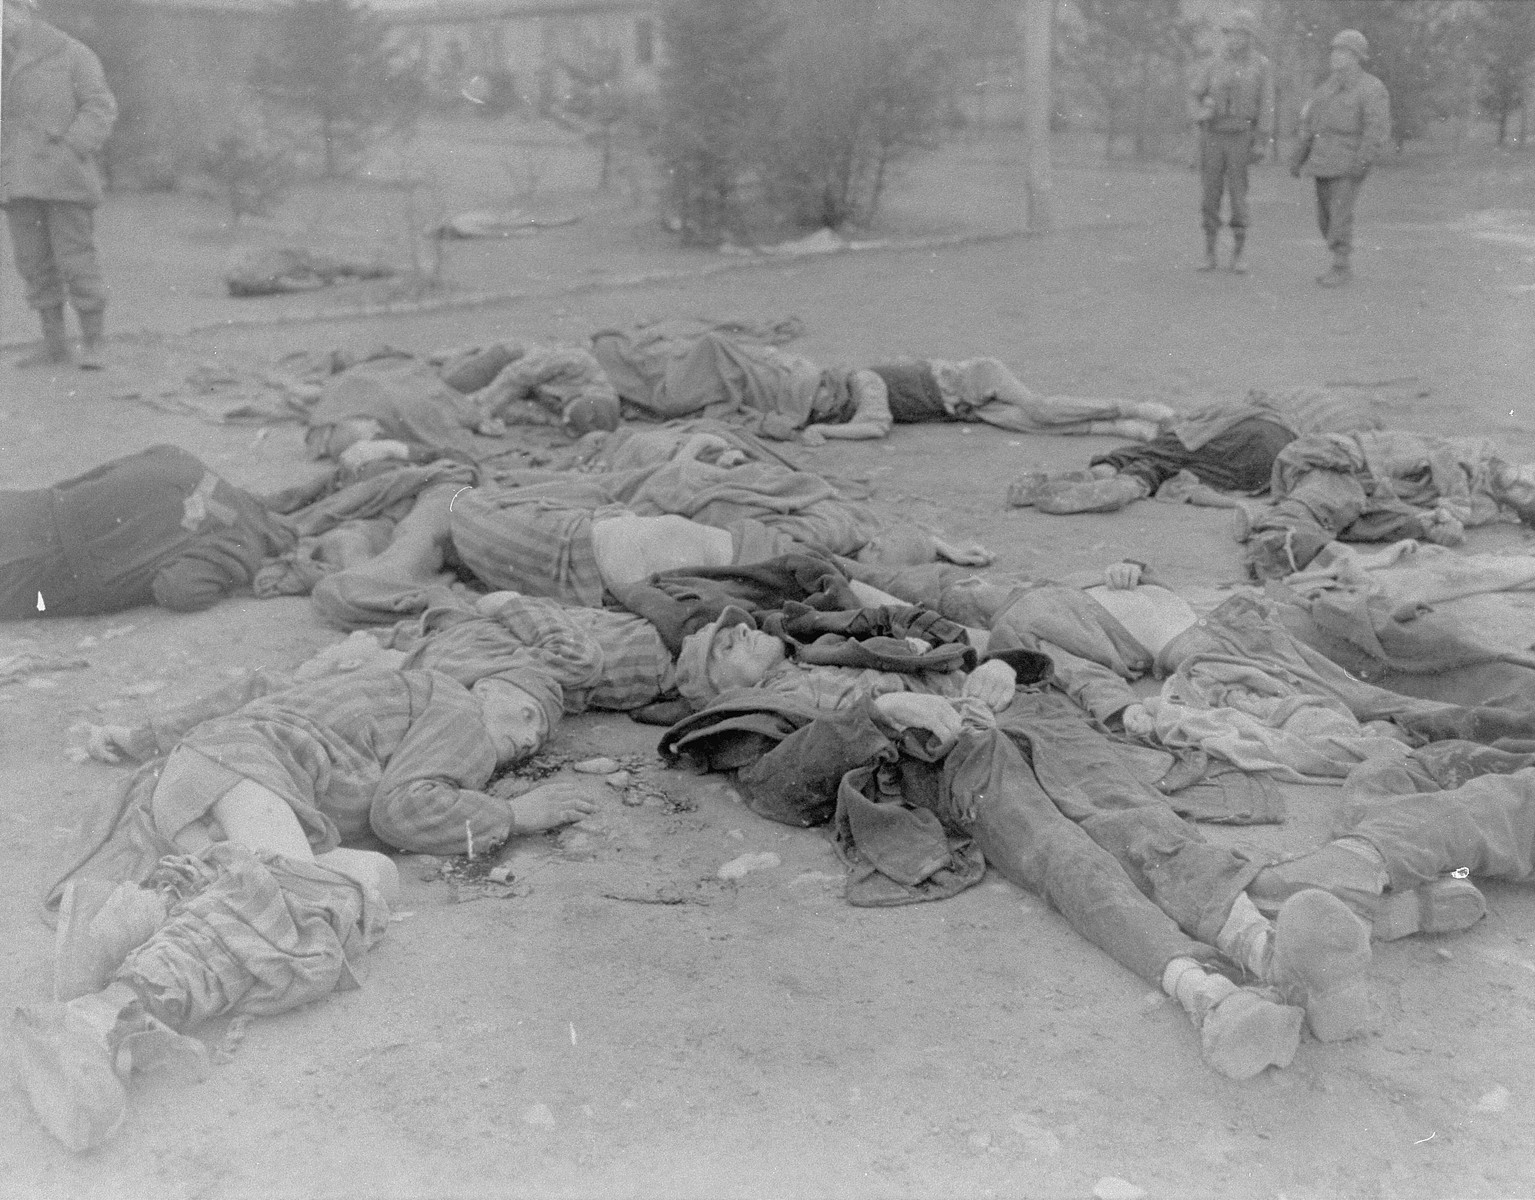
[1267,890,1374,1042]
[1035,475,1150,514]
[1373,878,1486,942]
[12,1001,128,1152]
[1199,987,1303,1080]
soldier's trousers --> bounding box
[1200,129,1255,235]
[1314,175,1364,256]
[4,198,106,313]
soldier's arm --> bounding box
[1358,80,1392,171]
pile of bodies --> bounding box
[8,332,1535,1153]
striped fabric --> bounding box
[168,669,508,857]
[397,595,674,713]
[448,488,612,606]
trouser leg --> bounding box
[1321,176,1360,257]
[1199,134,1227,238]
[1002,694,1264,946]
[5,199,65,310]
[947,727,1218,986]
[1226,133,1253,232]
[114,842,389,1029]
[1341,768,1535,890]
[1313,178,1332,243]
[44,201,106,315]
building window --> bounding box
[635,17,654,66]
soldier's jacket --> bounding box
[1295,70,1391,178]
[0,17,116,204]
[1189,51,1275,135]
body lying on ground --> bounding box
[847,559,1535,783]
[0,444,293,619]
[1005,386,1394,516]
[309,448,992,628]
[17,657,600,1152]
[591,328,1174,442]
[1240,431,1535,579]
[659,596,1382,1081]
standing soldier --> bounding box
[0,0,117,368]
[1290,29,1390,288]
[1189,9,1274,275]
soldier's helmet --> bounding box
[1330,29,1370,60]
[1220,9,1258,35]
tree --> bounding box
[1473,0,1535,146]
[768,4,952,230]
[1057,0,1199,159]
[249,0,425,178]
[1019,0,1055,232]
[655,0,787,244]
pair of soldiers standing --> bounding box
[1191,11,1390,287]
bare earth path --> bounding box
[1,142,1533,1200]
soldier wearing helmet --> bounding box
[1289,29,1391,287]
[1188,8,1275,274]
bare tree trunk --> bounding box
[1020,0,1055,232]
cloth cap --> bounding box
[1331,29,1369,59]
[1220,9,1257,34]
[481,667,564,739]
[674,606,756,709]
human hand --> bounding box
[474,590,523,616]
[1104,561,1144,590]
[509,780,600,834]
[475,417,508,437]
[339,439,411,469]
[1121,704,1156,738]
[677,432,733,461]
[86,724,139,765]
[933,538,994,567]
[963,658,1017,712]
[873,692,963,746]
[800,426,827,447]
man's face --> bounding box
[473,678,550,764]
[707,624,787,693]
[855,527,937,567]
[1330,47,1360,76]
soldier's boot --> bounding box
[1317,249,1352,287]
[1229,230,1249,274]
[76,307,107,371]
[13,306,72,369]
[1198,230,1220,272]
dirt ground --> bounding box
[2,133,1535,1200]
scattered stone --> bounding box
[604,770,631,789]
[1093,1178,1147,1200]
[573,756,620,775]
[521,1102,556,1128]
[1435,948,1454,961]
[718,851,781,881]
[621,791,646,807]
[487,865,513,885]
[1473,1086,1511,1113]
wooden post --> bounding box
[1020,0,1056,231]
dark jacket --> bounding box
[0,17,117,205]
[1294,70,1390,179]
[0,444,294,618]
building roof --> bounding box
[130,0,651,14]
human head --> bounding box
[1330,29,1369,73]
[1220,9,1256,54]
[472,675,558,763]
[674,606,787,708]
[3,0,36,37]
